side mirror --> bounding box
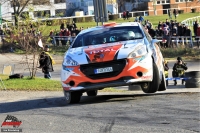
[151,39,160,44]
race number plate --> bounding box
[94,67,113,74]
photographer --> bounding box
[164,60,169,86]
[172,57,188,85]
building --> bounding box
[118,0,200,16]
[65,0,118,16]
[0,0,118,21]
[0,0,199,22]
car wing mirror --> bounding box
[151,39,160,44]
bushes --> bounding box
[44,16,94,26]
[109,14,119,20]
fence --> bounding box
[181,16,200,26]
[49,35,200,48]
[154,36,200,48]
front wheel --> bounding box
[64,91,82,104]
[141,62,160,93]
[158,72,167,91]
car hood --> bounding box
[66,39,145,65]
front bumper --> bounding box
[61,55,153,91]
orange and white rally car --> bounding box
[61,22,166,103]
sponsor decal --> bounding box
[87,48,116,55]
[84,44,122,62]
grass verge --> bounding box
[0,75,126,92]
[0,75,62,91]
[41,13,200,36]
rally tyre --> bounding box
[185,71,200,78]
[141,62,160,93]
[86,90,98,96]
[185,78,200,88]
[158,73,167,91]
[64,91,82,104]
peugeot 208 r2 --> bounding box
[61,22,166,104]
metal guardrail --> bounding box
[50,35,200,47]
[181,16,200,26]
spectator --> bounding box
[66,22,70,30]
[60,23,65,30]
[172,57,187,85]
[75,28,80,35]
[168,9,172,19]
[146,20,152,30]
[155,26,160,37]
[177,23,183,45]
[173,9,178,19]
[63,28,71,45]
[182,24,187,46]
[166,19,170,27]
[54,29,60,46]
[59,29,66,46]
[0,27,4,43]
[164,60,169,86]
[171,25,178,47]
[134,16,139,22]
[184,26,193,48]
[49,29,55,45]
[70,32,76,45]
[193,20,198,36]
[196,24,200,48]
[126,10,129,20]
[139,16,144,23]
[157,21,163,36]
[148,27,156,38]
[123,11,126,20]
[162,24,170,48]
[72,21,77,29]
[38,45,55,79]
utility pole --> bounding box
[93,0,108,26]
[153,0,157,15]
[0,3,2,24]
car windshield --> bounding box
[72,26,144,48]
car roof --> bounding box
[78,22,141,35]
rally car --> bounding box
[61,22,166,104]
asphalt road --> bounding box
[0,54,199,133]
[0,89,199,133]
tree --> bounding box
[0,0,51,27]
[1,8,52,79]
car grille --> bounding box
[80,59,126,80]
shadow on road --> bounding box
[0,91,192,113]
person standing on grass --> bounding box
[173,9,178,19]
[38,45,55,79]
[168,9,172,19]
[196,24,200,48]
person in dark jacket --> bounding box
[172,57,187,85]
[184,26,193,47]
[39,45,55,79]
[193,20,198,36]
[164,60,169,86]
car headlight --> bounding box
[63,55,79,66]
[128,45,147,58]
